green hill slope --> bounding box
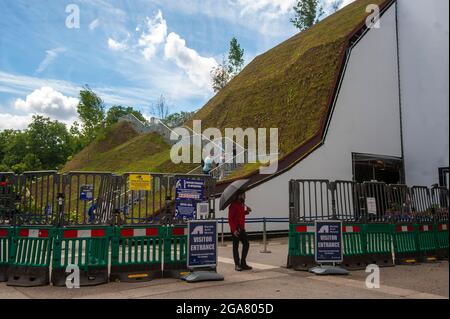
[63,121,198,173]
[64,0,387,178]
[192,0,386,156]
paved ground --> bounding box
[0,238,448,299]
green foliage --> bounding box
[211,38,245,93]
[195,0,385,179]
[290,0,325,31]
[26,115,72,169]
[105,105,146,127]
[0,115,76,172]
[228,37,245,77]
[77,85,106,143]
[211,56,231,93]
[163,111,195,128]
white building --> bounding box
[215,0,449,232]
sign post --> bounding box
[310,220,349,275]
[181,220,224,283]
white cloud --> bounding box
[164,32,217,90]
[36,47,66,74]
[89,18,100,30]
[14,86,79,120]
[138,10,168,60]
[236,0,296,19]
[0,113,33,130]
[108,38,128,51]
[0,70,201,110]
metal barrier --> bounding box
[289,180,333,222]
[15,171,60,225]
[7,225,56,286]
[111,173,215,280]
[288,179,449,270]
[60,172,117,225]
[51,225,113,286]
[110,224,163,282]
[361,182,389,222]
[114,173,174,224]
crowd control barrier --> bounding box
[163,224,189,278]
[51,226,113,286]
[110,224,163,282]
[288,179,449,270]
[7,225,56,286]
[436,222,449,260]
[364,223,394,267]
[287,223,315,270]
[0,170,217,286]
[0,225,12,282]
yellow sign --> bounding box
[129,174,152,191]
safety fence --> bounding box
[0,170,215,286]
[288,180,449,270]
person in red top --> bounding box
[228,191,252,271]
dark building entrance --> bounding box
[352,153,403,184]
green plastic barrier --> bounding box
[416,223,437,261]
[7,226,56,286]
[392,223,418,264]
[163,224,188,278]
[364,223,394,266]
[110,225,163,282]
[435,222,449,260]
[287,223,315,271]
[342,224,367,269]
[51,226,112,286]
[0,226,13,282]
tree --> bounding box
[77,85,105,142]
[211,56,231,93]
[26,115,72,170]
[228,37,245,77]
[290,0,324,31]
[105,105,146,127]
[153,94,170,120]
[0,116,73,172]
[163,111,196,128]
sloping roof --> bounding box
[190,0,396,195]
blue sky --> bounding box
[0,0,350,130]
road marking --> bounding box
[307,275,447,299]
[218,257,279,270]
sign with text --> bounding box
[366,197,377,215]
[129,174,152,191]
[315,220,343,263]
[175,178,205,219]
[79,185,93,201]
[187,220,217,268]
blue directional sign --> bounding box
[188,220,218,268]
[80,185,94,201]
[175,178,205,219]
[315,220,343,263]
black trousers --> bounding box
[232,229,250,266]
